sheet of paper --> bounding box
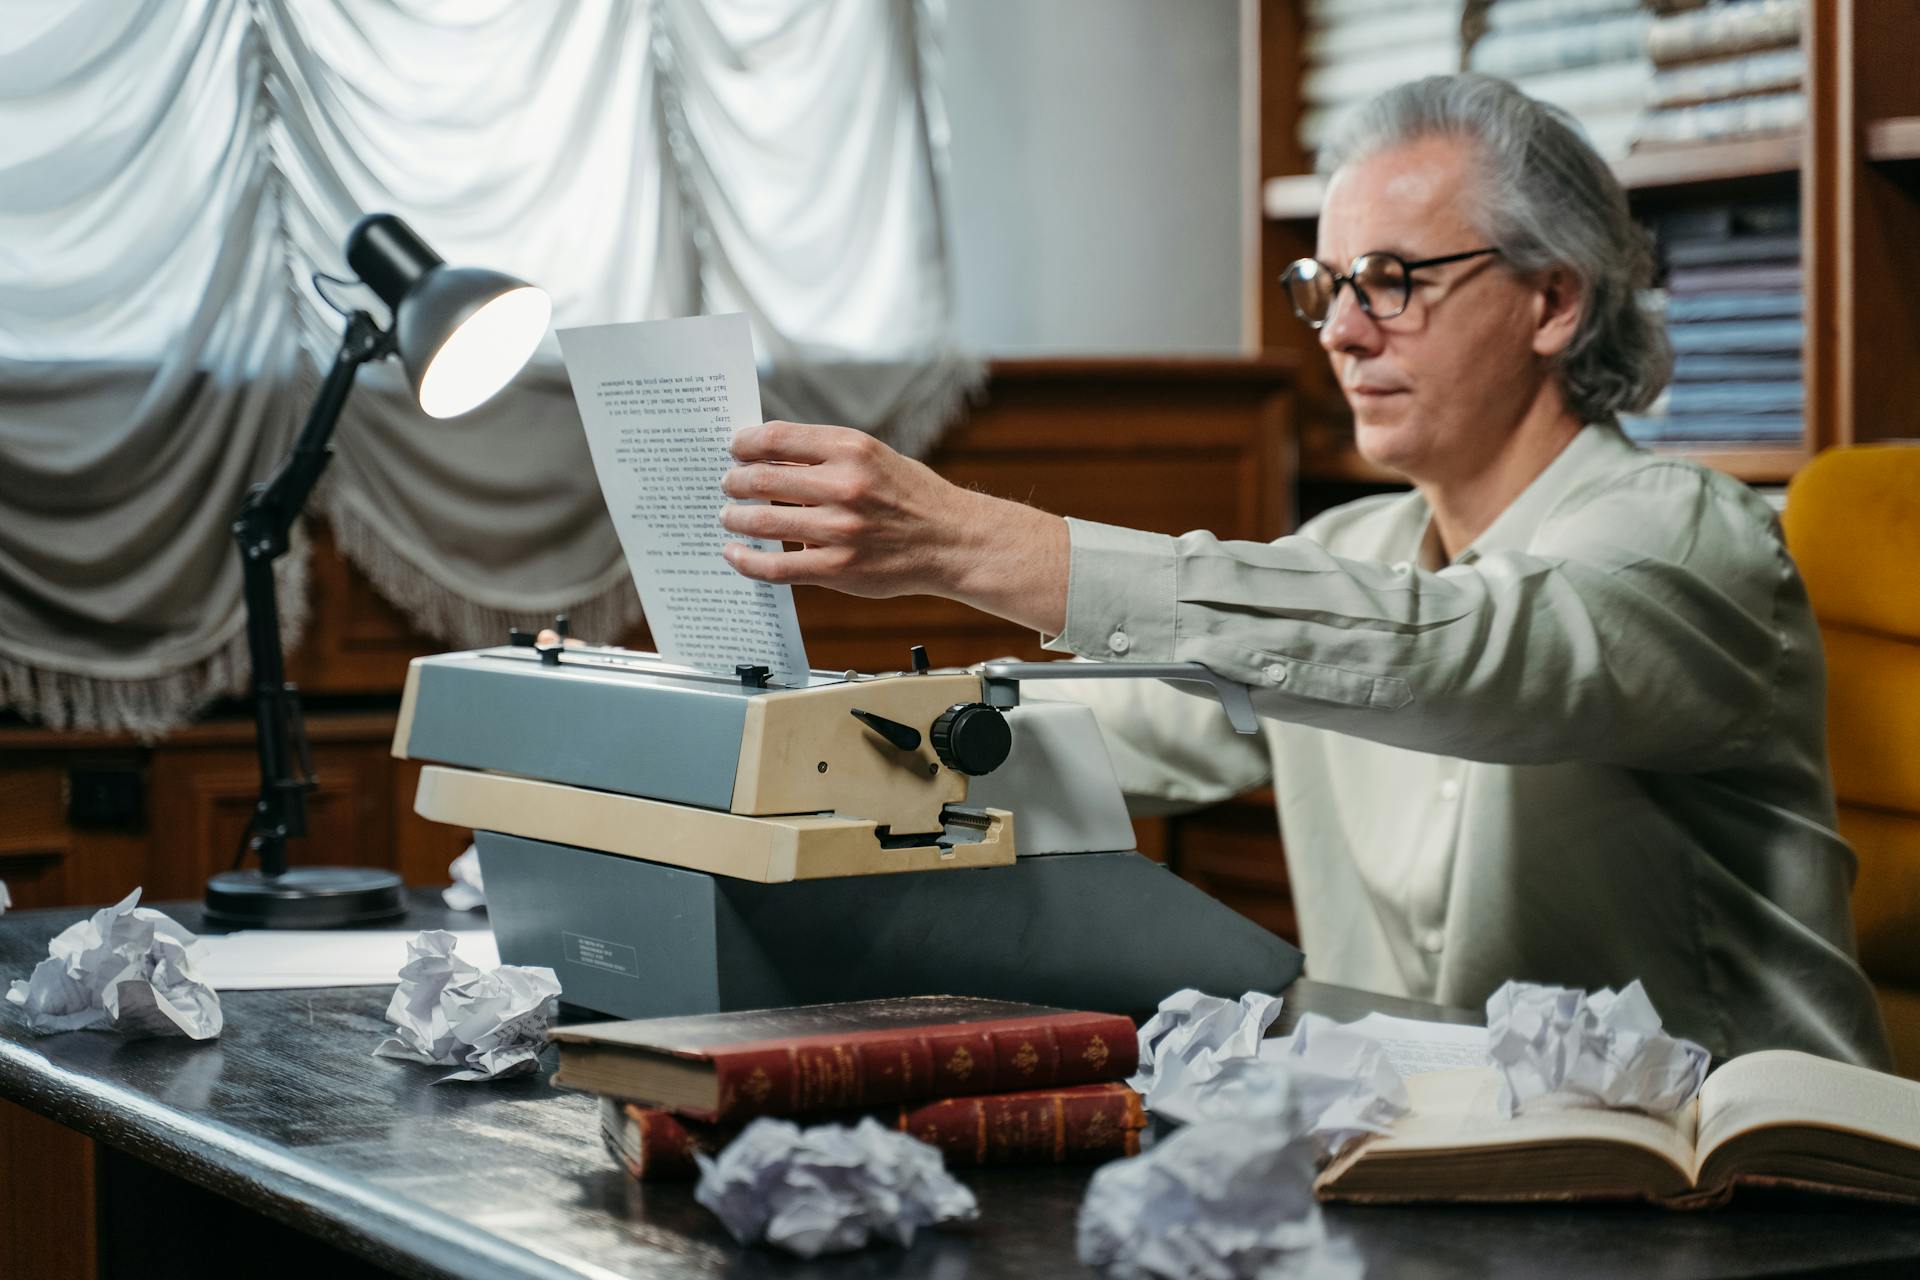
[557,314,810,683]
[1265,1011,1489,1078]
[189,929,499,990]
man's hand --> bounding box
[721,421,1070,636]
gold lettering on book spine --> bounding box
[1012,1041,1040,1077]
[1083,1034,1110,1071]
[946,1045,974,1081]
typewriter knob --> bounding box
[930,703,1011,776]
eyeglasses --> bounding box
[1280,247,1502,328]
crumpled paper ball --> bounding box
[694,1116,979,1258]
[1076,1114,1360,1280]
[372,930,559,1082]
[1147,1014,1410,1160]
[1283,1012,1411,1156]
[5,888,222,1040]
[441,845,486,912]
[1128,988,1285,1114]
[1486,979,1710,1117]
[0,879,11,915]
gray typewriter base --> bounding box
[476,832,1304,1020]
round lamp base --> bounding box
[205,867,407,929]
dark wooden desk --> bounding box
[5,892,1920,1279]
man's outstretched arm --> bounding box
[720,421,1070,636]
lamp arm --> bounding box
[232,309,392,878]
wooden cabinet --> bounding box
[0,357,1298,937]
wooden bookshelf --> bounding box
[1258,0,1920,490]
[1612,131,1802,200]
[1865,116,1920,165]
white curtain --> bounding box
[0,0,976,736]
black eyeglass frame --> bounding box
[1281,247,1502,329]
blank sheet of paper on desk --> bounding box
[191,930,499,990]
[558,313,810,683]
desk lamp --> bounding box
[204,213,551,928]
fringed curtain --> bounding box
[0,0,976,736]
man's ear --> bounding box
[1531,265,1583,359]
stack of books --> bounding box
[1467,0,1666,161]
[1297,0,1467,159]
[552,996,1148,1181]
[1637,0,1806,148]
[1624,200,1803,446]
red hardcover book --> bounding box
[599,1082,1148,1181]
[550,995,1138,1124]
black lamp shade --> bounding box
[344,213,550,419]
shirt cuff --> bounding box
[1043,517,1180,662]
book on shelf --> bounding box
[1665,291,1801,322]
[1665,232,1800,269]
[1667,381,1804,415]
[1484,0,1658,34]
[1651,46,1805,110]
[1649,0,1805,68]
[549,995,1138,1124]
[1669,353,1802,381]
[599,1082,1148,1181]
[1653,200,1798,243]
[1316,1050,1920,1207]
[1636,90,1805,147]
[1507,59,1654,116]
[1468,10,1650,80]
[1666,261,1801,294]
[1301,43,1461,109]
[1306,0,1460,22]
[1305,7,1462,63]
[1644,414,1805,441]
[1666,317,1803,355]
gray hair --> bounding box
[1318,74,1671,423]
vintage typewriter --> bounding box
[392,631,1302,1019]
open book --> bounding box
[1316,1050,1920,1208]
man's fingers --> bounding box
[730,420,864,465]
[723,541,841,585]
[721,461,848,505]
[721,502,846,544]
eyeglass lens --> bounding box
[1284,254,1411,327]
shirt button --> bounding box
[1263,662,1288,685]
[1438,778,1461,802]
[1107,629,1131,655]
[1391,560,1412,576]
[1420,929,1445,954]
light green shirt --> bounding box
[1040,424,1891,1067]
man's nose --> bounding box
[1319,284,1382,357]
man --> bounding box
[715,76,1891,1067]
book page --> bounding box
[1695,1049,1920,1175]
[1371,1067,1699,1174]
[557,314,810,684]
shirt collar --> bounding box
[1411,425,1635,569]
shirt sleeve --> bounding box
[1053,463,1795,772]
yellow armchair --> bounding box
[1783,444,1920,1076]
